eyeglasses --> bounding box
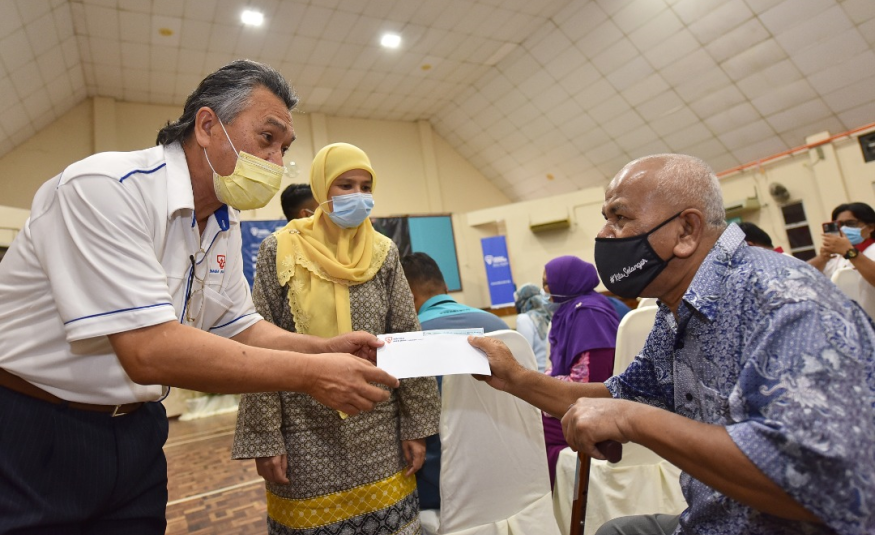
[837,219,864,228]
[184,252,206,324]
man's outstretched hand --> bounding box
[305,353,399,416]
[467,336,525,392]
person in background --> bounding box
[541,255,620,487]
[808,202,875,319]
[513,283,552,373]
[232,143,440,535]
[739,221,784,252]
[401,252,509,333]
[400,251,508,511]
[280,183,318,221]
[470,154,874,535]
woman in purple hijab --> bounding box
[541,255,620,488]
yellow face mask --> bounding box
[203,119,284,210]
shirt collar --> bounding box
[681,223,746,322]
[164,142,195,217]
[419,294,456,314]
[165,142,236,232]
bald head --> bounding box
[609,154,726,231]
[598,154,727,309]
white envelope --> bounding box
[377,328,491,379]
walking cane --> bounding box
[570,441,623,535]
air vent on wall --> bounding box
[529,218,570,233]
[529,211,571,233]
[724,197,761,218]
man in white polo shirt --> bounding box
[0,60,398,534]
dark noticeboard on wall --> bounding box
[374,215,462,292]
[241,215,462,292]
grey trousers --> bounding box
[594,514,681,535]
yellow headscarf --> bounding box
[275,143,392,337]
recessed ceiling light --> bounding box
[241,10,264,26]
[380,33,401,49]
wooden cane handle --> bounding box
[596,440,623,463]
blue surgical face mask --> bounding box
[842,226,864,245]
[324,192,374,228]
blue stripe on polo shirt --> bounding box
[64,302,174,325]
[209,312,257,331]
[118,163,166,183]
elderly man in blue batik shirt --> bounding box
[470,154,875,535]
[400,252,509,512]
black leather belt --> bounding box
[0,367,143,416]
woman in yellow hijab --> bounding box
[232,143,440,535]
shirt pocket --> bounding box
[201,286,235,330]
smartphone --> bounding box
[822,221,840,235]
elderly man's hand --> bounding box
[820,232,854,257]
[560,398,634,460]
[467,336,525,392]
[325,331,384,363]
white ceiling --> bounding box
[1,0,875,201]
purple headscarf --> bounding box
[545,256,619,377]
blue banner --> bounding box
[480,236,515,308]
[241,220,287,288]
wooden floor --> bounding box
[165,412,268,535]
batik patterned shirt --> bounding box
[605,224,875,535]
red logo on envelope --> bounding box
[385,336,393,344]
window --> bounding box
[781,201,815,261]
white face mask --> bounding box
[203,119,284,210]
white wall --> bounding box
[0,205,29,246]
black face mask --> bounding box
[593,212,681,298]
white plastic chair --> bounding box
[552,300,686,535]
[636,297,659,309]
[554,446,686,535]
[613,306,659,376]
[429,329,561,535]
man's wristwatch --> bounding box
[844,248,859,260]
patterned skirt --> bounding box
[266,470,421,535]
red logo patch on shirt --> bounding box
[217,255,226,269]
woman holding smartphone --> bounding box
[809,202,875,318]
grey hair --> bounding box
[156,59,297,146]
[630,154,726,230]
